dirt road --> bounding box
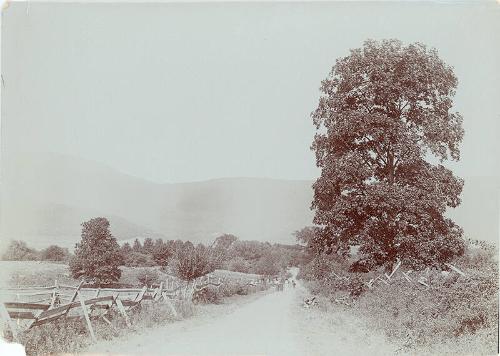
[87,281,397,356]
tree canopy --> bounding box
[69,217,123,285]
[310,39,465,270]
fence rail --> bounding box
[326,260,467,300]
[0,273,264,342]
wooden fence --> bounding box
[364,261,466,289]
[326,260,467,305]
[0,273,246,342]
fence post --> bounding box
[0,302,18,341]
[49,280,59,309]
[78,292,97,342]
[114,297,131,328]
[155,282,163,301]
[135,286,147,302]
[64,280,84,316]
[444,263,466,277]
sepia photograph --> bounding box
[0,1,499,355]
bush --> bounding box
[16,317,94,355]
[171,243,221,281]
[40,245,70,262]
[225,256,252,273]
[192,286,223,304]
[123,252,156,267]
[136,269,160,286]
[355,267,498,353]
[297,253,350,281]
[302,242,499,354]
[12,297,196,356]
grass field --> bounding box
[0,261,264,290]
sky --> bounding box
[1,1,499,183]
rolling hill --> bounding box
[0,152,498,250]
[0,153,314,249]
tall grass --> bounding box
[6,276,267,355]
[299,242,499,355]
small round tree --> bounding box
[310,39,465,270]
[70,217,123,285]
[41,245,69,262]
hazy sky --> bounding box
[2,1,499,183]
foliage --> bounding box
[253,250,286,276]
[123,251,156,267]
[132,238,142,252]
[13,298,195,356]
[301,242,499,354]
[225,256,252,273]
[152,239,173,266]
[213,234,238,250]
[40,245,70,262]
[355,265,498,353]
[192,286,223,304]
[114,233,302,277]
[229,240,267,261]
[121,242,132,254]
[2,240,39,261]
[310,39,465,270]
[142,237,155,255]
[16,317,92,356]
[171,242,222,280]
[69,217,123,285]
[136,268,160,286]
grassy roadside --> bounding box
[298,242,499,355]
[292,286,398,356]
[0,261,271,356]
[12,285,271,356]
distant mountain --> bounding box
[0,153,314,249]
[0,152,497,250]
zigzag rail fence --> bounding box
[324,261,467,306]
[0,273,265,343]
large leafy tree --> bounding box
[70,217,123,285]
[310,39,465,270]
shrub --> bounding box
[40,245,70,262]
[16,317,93,355]
[171,243,221,281]
[301,241,498,354]
[225,256,252,273]
[136,269,160,286]
[192,286,223,304]
[219,281,242,297]
[123,252,156,267]
[129,303,178,327]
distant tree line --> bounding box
[121,233,306,278]
[1,240,70,262]
[1,218,308,285]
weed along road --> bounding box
[88,285,304,356]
